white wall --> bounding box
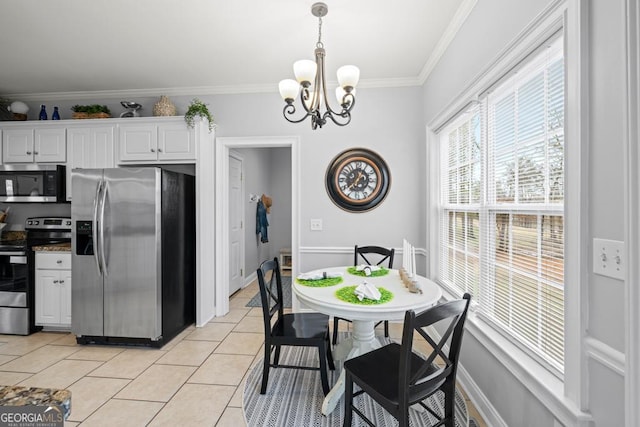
[422,0,629,426]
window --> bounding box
[437,36,564,373]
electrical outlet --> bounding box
[310,219,323,231]
[593,238,625,280]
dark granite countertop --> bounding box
[32,242,72,252]
[0,385,71,420]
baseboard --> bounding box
[456,363,507,427]
[243,271,257,288]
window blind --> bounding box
[438,36,565,373]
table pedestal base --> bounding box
[321,319,382,416]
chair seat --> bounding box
[344,343,443,405]
[273,313,330,341]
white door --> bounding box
[229,153,244,295]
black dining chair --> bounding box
[343,293,471,427]
[333,245,395,345]
[257,257,335,395]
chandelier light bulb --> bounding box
[294,60,317,85]
[337,65,360,91]
[279,79,300,102]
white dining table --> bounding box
[293,266,442,415]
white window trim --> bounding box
[426,0,591,423]
[624,1,640,426]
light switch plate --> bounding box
[310,219,323,231]
[593,238,625,280]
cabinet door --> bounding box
[35,269,61,325]
[34,128,66,163]
[66,126,115,201]
[158,123,196,162]
[2,128,34,163]
[118,125,158,162]
[60,272,72,326]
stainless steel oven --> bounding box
[0,217,71,336]
[0,242,29,335]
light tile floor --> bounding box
[0,280,487,426]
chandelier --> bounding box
[278,2,360,130]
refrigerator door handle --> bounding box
[99,180,108,277]
[93,180,103,275]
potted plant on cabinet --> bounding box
[184,98,214,132]
[71,104,111,119]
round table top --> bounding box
[293,267,442,322]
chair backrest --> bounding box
[398,293,471,403]
[354,245,395,268]
[256,257,284,337]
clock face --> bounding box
[326,148,390,212]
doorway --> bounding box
[215,136,299,316]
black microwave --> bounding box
[0,165,66,202]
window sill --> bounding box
[437,287,593,427]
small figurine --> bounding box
[407,280,423,294]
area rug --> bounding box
[246,276,292,308]
[243,335,469,427]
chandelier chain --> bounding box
[316,16,323,49]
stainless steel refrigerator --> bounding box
[71,167,195,347]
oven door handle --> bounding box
[93,180,103,276]
[99,180,108,277]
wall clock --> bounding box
[325,148,391,212]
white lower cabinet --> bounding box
[35,252,72,327]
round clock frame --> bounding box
[325,148,391,212]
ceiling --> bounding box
[1,0,474,101]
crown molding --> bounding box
[418,0,478,85]
[2,76,422,102]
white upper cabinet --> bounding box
[66,125,115,201]
[2,127,66,163]
[158,122,196,161]
[118,121,195,163]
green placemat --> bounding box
[347,266,390,277]
[296,276,344,287]
[335,285,393,305]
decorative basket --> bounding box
[72,112,111,119]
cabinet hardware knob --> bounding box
[34,151,39,155]
[57,260,62,264]
[158,148,162,152]
[59,280,64,284]
[26,151,32,155]
[150,148,156,152]
[53,280,59,283]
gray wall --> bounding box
[207,87,426,273]
[422,0,627,426]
